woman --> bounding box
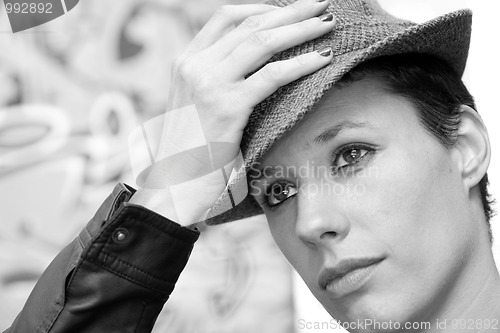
[6,0,499,332]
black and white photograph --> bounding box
[1,0,499,332]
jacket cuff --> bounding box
[78,183,199,295]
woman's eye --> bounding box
[266,181,298,207]
[332,145,373,171]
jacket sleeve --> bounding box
[4,183,200,333]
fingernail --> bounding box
[317,47,332,57]
[319,13,334,22]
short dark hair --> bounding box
[338,53,495,240]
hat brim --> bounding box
[205,9,472,225]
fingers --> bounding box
[241,48,333,108]
[206,0,331,60]
[186,4,279,54]
[222,13,335,79]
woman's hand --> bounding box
[169,0,335,144]
[130,0,336,226]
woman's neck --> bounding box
[428,241,500,332]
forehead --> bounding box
[298,77,400,133]
[259,77,422,164]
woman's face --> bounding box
[251,77,480,326]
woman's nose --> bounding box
[294,188,351,246]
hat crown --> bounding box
[269,0,413,26]
[261,0,416,71]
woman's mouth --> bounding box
[318,257,384,298]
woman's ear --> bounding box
[453,105,491,191]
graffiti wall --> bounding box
[0,0,293,332]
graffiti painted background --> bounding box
[0,0,293,332]
[1,0,499,332]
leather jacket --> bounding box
[4,183,199,333]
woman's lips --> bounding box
[318,257,384,298]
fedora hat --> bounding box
[204,0,472,225]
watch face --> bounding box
[4,0,80,33]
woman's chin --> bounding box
[320,291,425,332]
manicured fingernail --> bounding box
[319,13,334,22]
[317,47,332,57]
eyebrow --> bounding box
[312,120,371,145]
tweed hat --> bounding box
[204,0,472,225]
